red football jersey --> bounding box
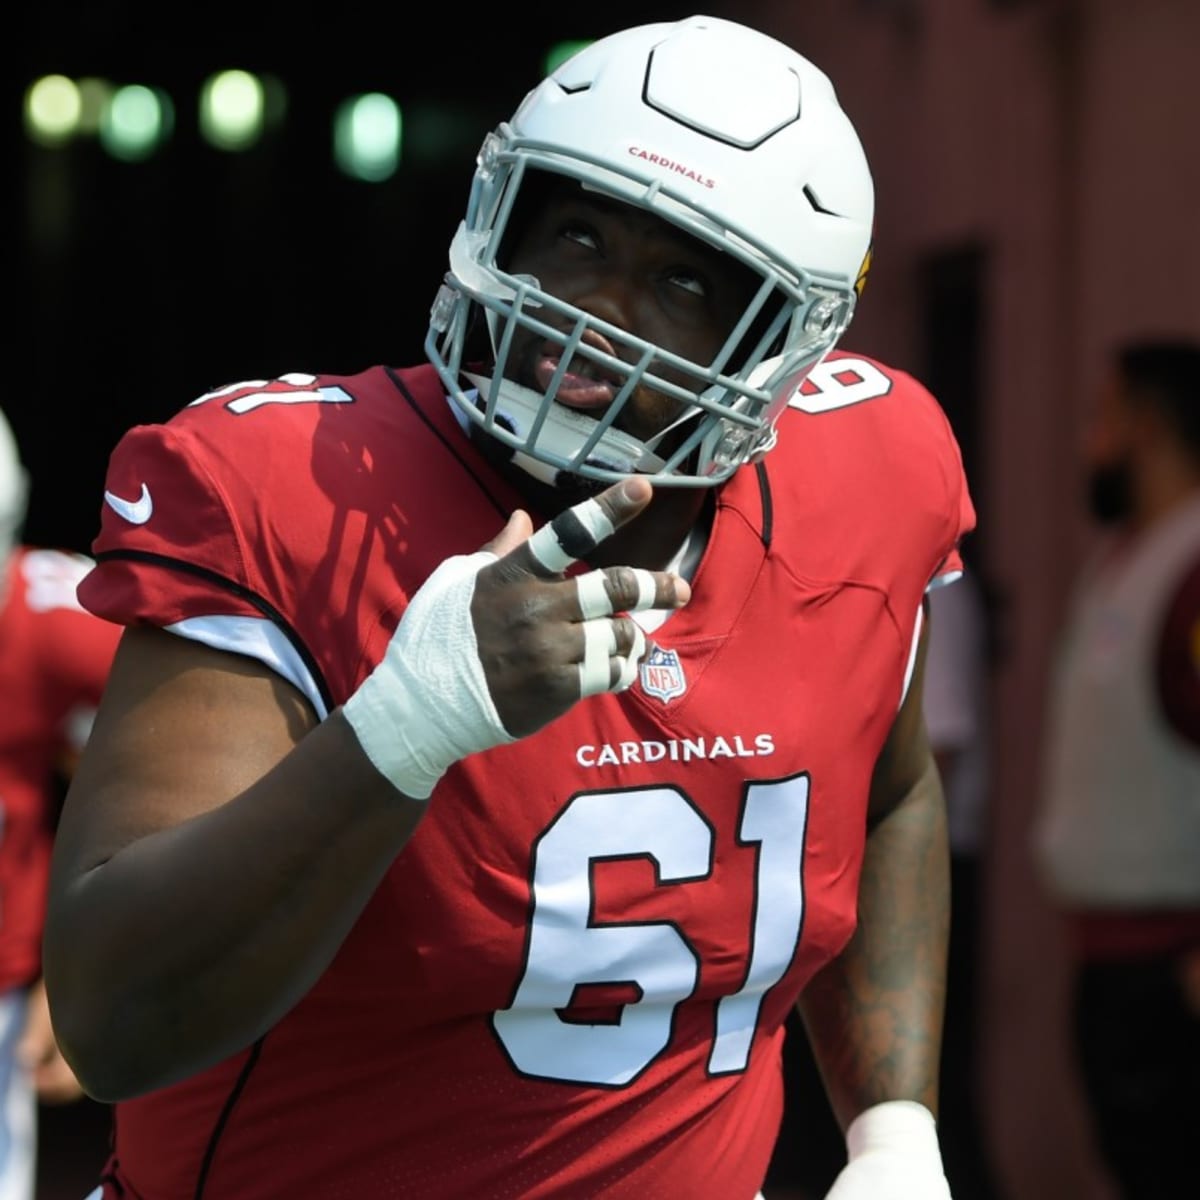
[0,547,121,991]
[78,353,974,1199]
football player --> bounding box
[0,405,121,1199]
[45,15,973,1200]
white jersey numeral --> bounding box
[492,774,811,1086]
[710,774,810,1073]
[788,357,893,414]
[188,373,353,414]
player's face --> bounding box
[500,181,761,452]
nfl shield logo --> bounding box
[640,645,687,703]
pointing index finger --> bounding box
[522,478,653,577]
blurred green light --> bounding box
[25,74,82,146]
[100,85,173,162]
[334,93,401,182]
[200,69,265,151]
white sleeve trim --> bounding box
[898,601,924,711]
[165,615,328,720]
[926,567,963,591]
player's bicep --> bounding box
[53,624,319,876]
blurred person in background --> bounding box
[1034,338,1200,1199]
[0,405,121,1199]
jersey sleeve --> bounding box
[78,420,269,629]
[772,349,978,644]
[76,372,419,719]
[814,350,977,591]
[76,412,336,717]
[1155,551,1200,749]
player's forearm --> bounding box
[44,712,424,1102]
[796,765,950,1131]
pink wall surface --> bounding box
[741,1,1200,1196]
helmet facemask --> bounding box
[426,128,857,489]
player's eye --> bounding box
[665,267,708,299]
[559,221,600,252]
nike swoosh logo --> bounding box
[104,483,154,525]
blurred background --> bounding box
[14,0,1200,1197]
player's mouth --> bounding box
[535,330,624,410]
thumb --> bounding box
[481,509,534,558]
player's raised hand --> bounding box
[341,477,690,801]
[472,477,690,736]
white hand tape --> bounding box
[824,1101,951,1200]
[576,570,613,620]
[627,568,657,613]
[527,497,616,574]
[579,619,618,697]
[342,551,514,799]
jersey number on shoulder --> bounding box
[492,773,810,1087]
[787,357,892,414]
[189,373,353,414]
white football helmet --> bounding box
[0,406,28,565]
[426,13,875,488]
